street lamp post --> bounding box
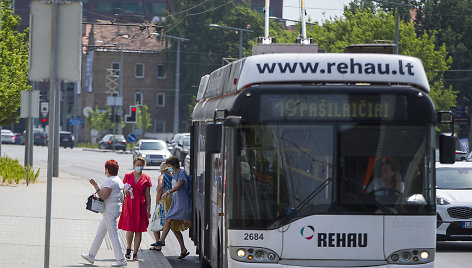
[151,33,189,134]
[370,0,415,54]
[209,24,254,59]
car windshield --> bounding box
[183,137,190,146]
[140,142,165,150]
[437,167,472,189]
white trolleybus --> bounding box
[189,53,456,268]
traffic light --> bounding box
[41,117,47,127]
[125,106,137,123]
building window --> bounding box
[135,63,144,78]
[135,92,143,106]
[157,64,166,79]
[111,62,120,77]
[156,93,165,107]
[155,120,165,133]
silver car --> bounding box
[436,162,472,241]
[1,129,15,144]
[133,139,172,167]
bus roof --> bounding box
[199,53,430,100]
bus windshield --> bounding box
[228,124,435,229]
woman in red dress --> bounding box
[118,157,152,261]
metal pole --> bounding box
[45,1,59,266]
[73,82,78,143]
[239,31,243,59]
[173,40,181,133]
[118,49,123,135]
[301,0,307,39]
[394,7,399,54]
[27,90,33,186]
[53,81,60,177]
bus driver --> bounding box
[366,159,404,197]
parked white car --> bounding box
[436,162,472,241]
[1,129,15,144]
[133,139,172,167]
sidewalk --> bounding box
[0,169,173,268]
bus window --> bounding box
[229,124,334,229]
[339,124,434,213]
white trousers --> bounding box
[89,210,125,260]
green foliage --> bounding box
[75,142,99,149]
[0,0,31,125]
[417,0,472,105]
[0,155,40,184]
[87,106,114,131]
[159,0,264,130]
[136,104,152,136]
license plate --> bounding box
[463,222,472,228]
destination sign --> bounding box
[260,94,407,121]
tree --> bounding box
[307,8,456,111]
[158,0,266,131]
[416,0,472,105]
[136,104,152,137]
[0,0,30,125]
[87,106,114,133]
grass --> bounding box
[76,142,134,151]
[0,155,40,184]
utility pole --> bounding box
[151,33,189,133]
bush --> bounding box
[75,142,98,149]
[0,156,40,184]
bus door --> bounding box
[204,124,224,267]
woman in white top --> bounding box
[81,160,127,267]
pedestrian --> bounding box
[150,162,173,251]
[118,157,152,261]
[81,160,127,267]
[151,156,191,259]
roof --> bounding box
[82,20,166,53]
[198,53,431,100]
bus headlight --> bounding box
[237,249,246,258]
[388,248,434,264]
[230,246,279,263]
[420,251,429,260]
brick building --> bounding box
[78,22,174,143]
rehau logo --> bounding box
[300,226,368,247]
[300,226,315,240]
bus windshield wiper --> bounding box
[270,177,332,229]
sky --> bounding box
[283,0,352,24]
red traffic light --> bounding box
[42,118,47,123]
[131,107,137,112]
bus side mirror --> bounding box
[205,124,221,153]
[439,134,456,164]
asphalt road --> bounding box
[2,144,472,267]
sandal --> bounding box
[150,246,161,251]
[150,240,165,247]
[125,249,131,259]
[133,253,142,261]
[178,251,190,259]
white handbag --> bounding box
[86,190,104,213]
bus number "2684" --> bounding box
[244,233,264,240]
